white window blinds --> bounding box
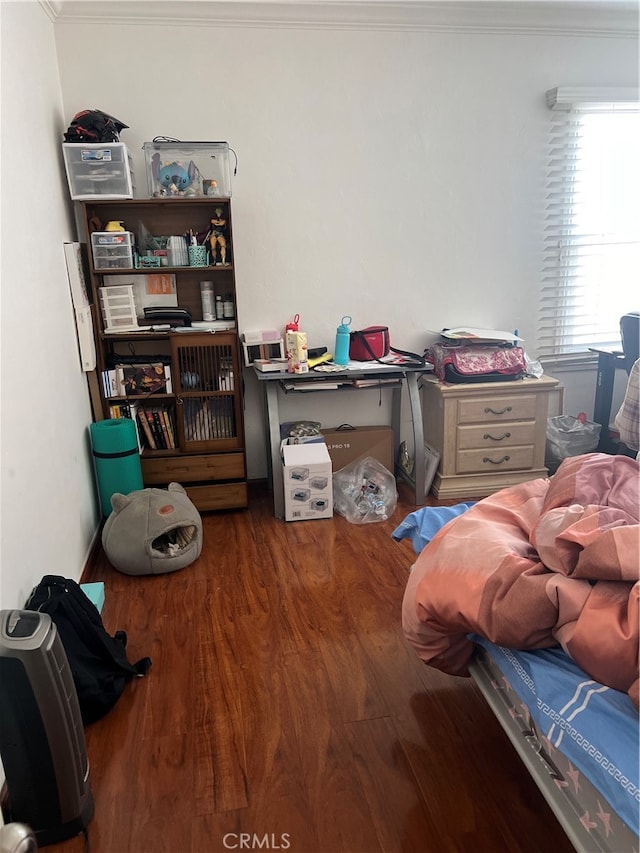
[539,87,640,358]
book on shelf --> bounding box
[152,408,170,449]
[183,398,234,442]
[136,407,157,450]
[161,407,176,449]
[145,408,165,448]
[102,369,124,398]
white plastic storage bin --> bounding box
[143,141,232,198]
[63,142,134,200]
[91,231,135,270]
[99,284,139,332]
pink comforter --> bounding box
[402,453,640,708]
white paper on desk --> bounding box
[439,327,523,343]
[343,359,433,370]
[341,360,400,371]
[284,381,344,390]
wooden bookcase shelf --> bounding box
[81,198,247,512]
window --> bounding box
[539,87,640,358]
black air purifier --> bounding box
[0,610,94,846]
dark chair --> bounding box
[620,312,640,375]
[592,312,640,454]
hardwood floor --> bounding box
[46,482,573,853]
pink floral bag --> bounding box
[427,343,527,383]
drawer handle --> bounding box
[484,405,512,415]
[483,455,511,465]
[483,431,511,441]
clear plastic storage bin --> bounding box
[91,231,135,270]
[63,142,134,200]
[143,141,232,198]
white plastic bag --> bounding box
[332,456,397,524]
[545,413,601,464]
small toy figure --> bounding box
[209,207,228,265]
[151,153,197,196]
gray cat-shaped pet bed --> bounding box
[102,482,202,575]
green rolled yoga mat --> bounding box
[90,419,143,517]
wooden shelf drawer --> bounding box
[457,421,536,450]
[142,452,245,484]
[457,393,538,424]
[456,445,535,474]
[185,482,248,511]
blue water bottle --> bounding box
[334,315,352,366]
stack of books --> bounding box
[136,405,176,450]
[108,400,176,451]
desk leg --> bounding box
[264,381,284,519]
[406,373,425,504]
[390,381,402,479]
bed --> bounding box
[395,453,639,851]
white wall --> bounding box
[52,8,638,478]
[0,2,98,611]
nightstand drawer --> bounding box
[457,421,536,450]
[458,394,538,424]
[456,445,535,474]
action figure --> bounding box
[209,208,228,265]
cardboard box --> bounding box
[320,425,394,473]
[282,442,333,521]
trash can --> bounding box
[545,413,601,468]
[90,419,143,517]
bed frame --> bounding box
[469,647,638,853]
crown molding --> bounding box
[38,0,65,21]
[48,1,640,38]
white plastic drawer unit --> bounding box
[99,284,139,332]
[63,143,134,200]
[91,232,134,270]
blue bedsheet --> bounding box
[394,504,639,834]
[473,637,640,835]
[391,502,475,553]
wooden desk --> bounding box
[253,364,431,518]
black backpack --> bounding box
[25,575,151,725]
